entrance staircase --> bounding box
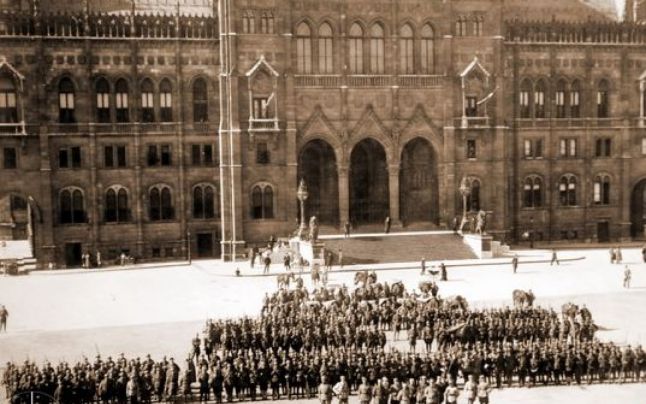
[321,231,476,265]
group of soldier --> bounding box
[3,280,646,403]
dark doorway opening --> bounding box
[399,137,439,225]
[65,242,82,268]
[196,233,215,258]
[298,139,339,225]
[597,221,610,243]
[350,138,389,225]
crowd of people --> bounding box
[3,280,645,403]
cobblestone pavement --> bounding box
[1,247,645,403]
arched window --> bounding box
[468,179,480,212]
[140,78,154,122]
[59,188,85,224]
[349,23,364,74]
[193,78,208,123]
[159,79,173,122]
[251,184,274,219]
[0,76,18,124]
[242,10,255,34]
[369,23,385,74]
[296,22,312,74]
[597,79,609,118]
[555,79,567,118]
[593,175,611,205]
[115,79,129,123]
[260,12,274,34]
[559,175,577,206]
[570,79,581,118]
[105,186,130,223]
[523,176,543,208]
[399,24,414,74]
[149,185,173,221]
[193,183,218,219]
[420,24,434,74]
[58,78,76,124]
[519,79,531,118]
[534,80,546,118]
[95,78,110,123]
[318,23,333,74]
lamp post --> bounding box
[296,179,309,239]
[529,216,535,249]
[186,230,192,265]
[458,177,471,233]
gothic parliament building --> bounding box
[3,0,646,267]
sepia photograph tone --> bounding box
[0,0,645,403]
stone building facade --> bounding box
[3,0,646,267]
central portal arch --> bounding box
[350,138,389,224]
[298,139,339,225]
[399,137,439,224]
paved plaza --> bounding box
[1,246,645,403]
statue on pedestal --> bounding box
[475,210,487,235]
[309,216,319,241]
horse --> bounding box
[277,272,295,289]
[562,302,579,318]
[419,281,439,297]
[444,295,468,311]
[354,270,377,286]
[389,281,405,298]
[512,289,535,308]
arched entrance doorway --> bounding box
[350,138,389,224]
[298,139,339,225]
[631,179,646,238]
[399,138,439,225]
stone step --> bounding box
[323,233,476,265]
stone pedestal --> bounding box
[463,233,494,258]
[290,237,325,266]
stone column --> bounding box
[338,164,349,226]
[388,164,400,224]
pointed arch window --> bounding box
[141,79,155,122]
[193,183,219,219]
[260,12,274,34]
[0,76,18,124]
[369,23,385,74]
[593,175,611,205]
[149,185,174,221]
[105,186,130,223]
[399,24,414,74]
[420,24,434,74]
[570,80,581,118]
[115,79,130,123]
[559,175,577,206]
[597,79,609,118]
[159,79,173,122]
[251,183,274,219]
[318,23,333,74]
[242,11,255,34]
[349,23,364,74]
[59,188,85,224]
[193,78,208,123]
[555,79,567,118]
[519,79,531,118]
[523,176,543,208]
[296,22,312,74]
[95,78,110,123]
[58,78,76,124]
[534,80,546,118]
